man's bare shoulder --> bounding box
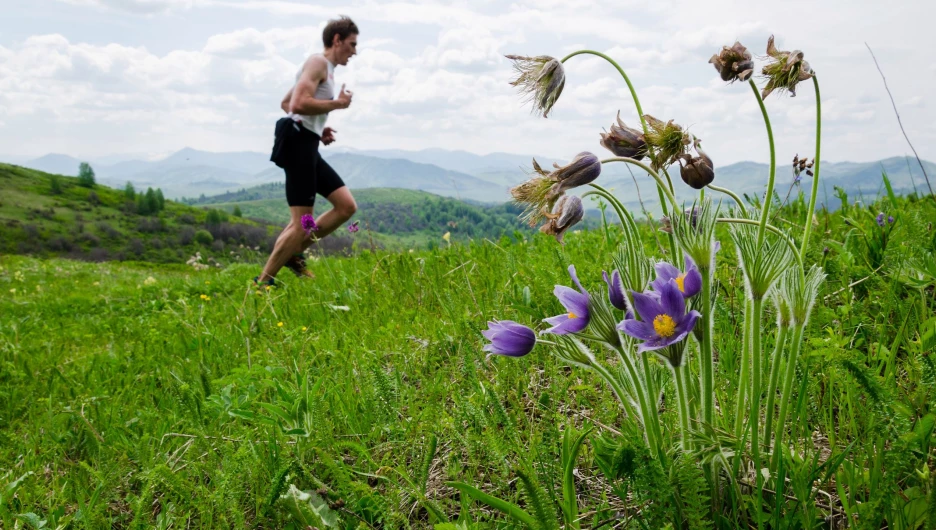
[301,55,328,81]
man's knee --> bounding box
[335,200,357,220]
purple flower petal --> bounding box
[631,290,665,323]
[674,310,702,338]
[542,312,589,335]
[655,261,680,283]
[554,285,589,318]
[636,329,691,353]
[568,264,586,294]
[658,280,686,317]
[482,320,537,357]
[681,267,702,298]
[603,270,627,311]
[619,318,657,340]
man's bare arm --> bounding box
[280,87,293,113]
[288,56,349,115]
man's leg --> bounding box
[298,186,357,251]
[259,205,313,281]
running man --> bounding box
[257,16,359,285]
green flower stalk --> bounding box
[763,289,793,451]
[773,266,825,470]
[505,55,566,117]
[672,201,720,427]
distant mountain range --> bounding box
[5,148,934,212]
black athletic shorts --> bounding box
[270,117,345,207]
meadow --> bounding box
[1,185,935,528]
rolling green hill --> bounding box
[190,184,567,250]
[0,164,579,262]
[0,163,280,264]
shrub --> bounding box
[77,162,95,188]
[194,230,214,246]
[87,248,109,261]
[127,238,145,257]
[49,175,63,195]
[178,226,196,245]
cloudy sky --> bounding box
[1,0,933,166]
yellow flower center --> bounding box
[568,312,578,319]
[675,274,686,293]
[653,314,677,338]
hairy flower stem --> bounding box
[672,364,693,450]
[799,76,822,262]
[763,326,790,451]
[601,158,679,212]
[583,184,639,243]
[609,343,663,459]
[749,297,765,494]
[590,362,641,436]
[750,79,777,250]
[640,352,665,459]
[560,50,679,256]
[707,184,748,216]
[773,323,805,471]
[734,298,752,440]
[700,267,715,428]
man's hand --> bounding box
[321,127,337,145]
[335,84,353,109]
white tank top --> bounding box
[293,54,335,136]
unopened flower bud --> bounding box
[540,195,584,244]
[678,137,714,189]
[709,41,754,83]
[600,111,647,159]
[506,55,566,118]
[548,151,602,198]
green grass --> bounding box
[1,186,935,528]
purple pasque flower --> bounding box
[301,214,319,235]
[602,270,627,311]
[348,220,360,233]
[543,265,590,335]
[618,279,701,353]
[875,212,885,227]
[482,320,537,358]
[651,256,702,298]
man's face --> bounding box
[333,33,357,66]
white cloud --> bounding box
[2,0,935,165]
[55,0,199,13]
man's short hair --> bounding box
[323,16,358,48]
